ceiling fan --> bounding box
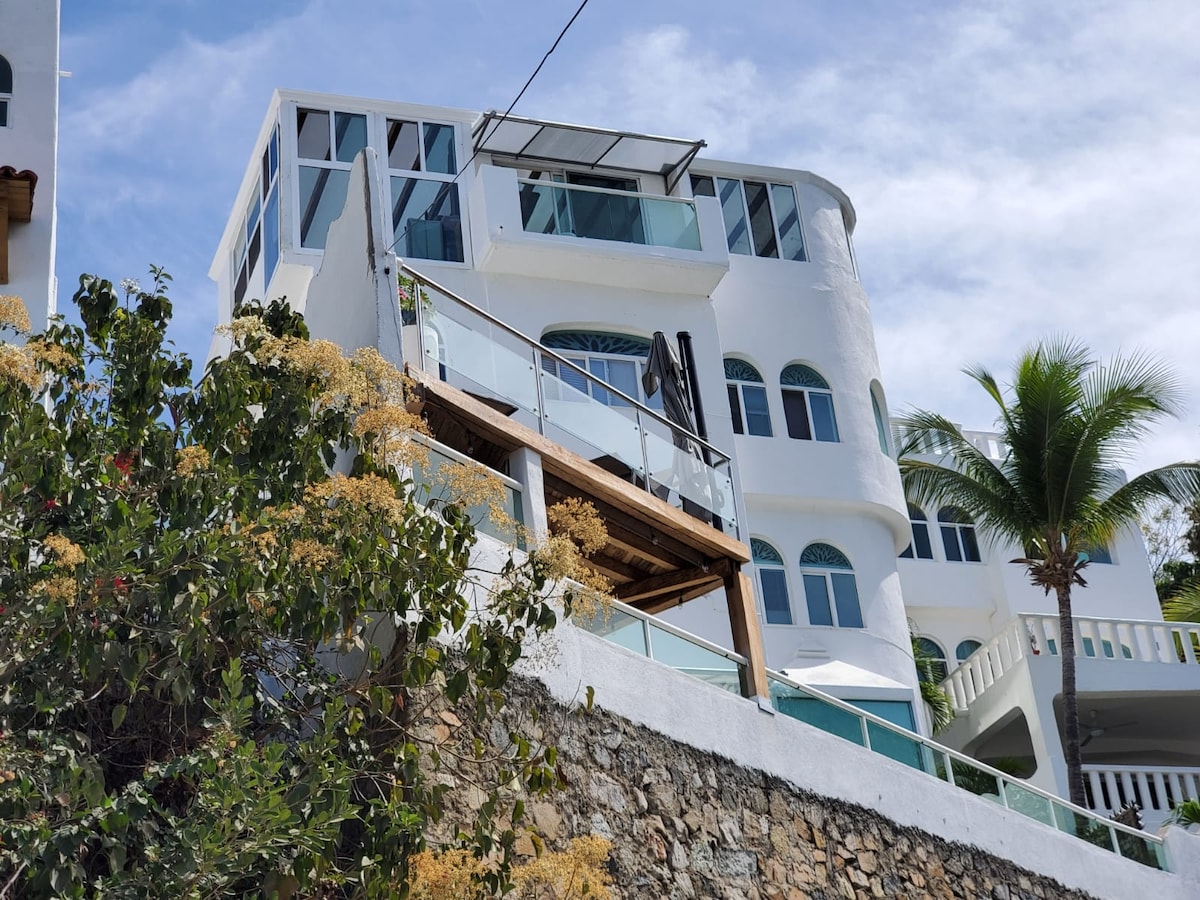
[1080,709,1139,747]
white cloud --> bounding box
[537,2,1200,472]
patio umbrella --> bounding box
[642,332,709,518]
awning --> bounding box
[472,112,705,192]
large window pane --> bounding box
[605,358,638,406]
[717,178,751,256]
[770,183,806,261]
[727,385,744,435]
[961,527,981,562]
[387,120,422,171]
[803,574,833,626]
[941,525,962,562]
[760,569,791,625]
[334,112,368,163]
[423,123,457,174]
[391,176,464,263]
[742,385,772,437]
[263,186,280,286]
[831,573,863,627]
[743,181,779,258]
[299,166,350,249]
[912,522,933,559]
[690,174,715,197]
[296,108,330,161]
[809,392,839,442]
[782,390,811,440]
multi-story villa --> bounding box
[208,89,1200,856]
[0,0,60,332]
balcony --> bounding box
[468,164,730,295]
[1085,764,1200,833]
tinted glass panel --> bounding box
[0,55,11,93]
[742,385,772,437]
[760,569,792,625]
[955,640,981,662]
[263,186,280,285]
[387,120,422,171]
[743,181,778,258]
[296,108,330,161]
[727,384,744,435]
[809,392,839,442]
[912,522,933,559]
[690,174,715,197]
[299,166,350,249]
[782,389,812,440]
[774,696,865,745]
[269,130,279,176]
[605,358,639,406]
[900,544,914,559]
[770,183,806,261]
[423,123,457,174]
[391,177,464,263]
[247,226,261,274]
[854,700,916,731]
[831,573,863,627]
[0,100,7,128]
[961,527,981,562]
[941,525,962,562]
[246,193,261,240]
[717,178,751,255]
[334,112,368,163]
[803,574,833,626]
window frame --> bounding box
[540,331,661,411]
[385,116,466,264]
[955,639,982,663]
[780,364,839,442]
[799,543,863,629]
[752,538,792,625]
[916,637,949,682]
[900,504,934,560]
[690,174,807,262]
[724,358,772,437]
[232,125,281,309]
[937,506,982,563]
[0,53,12,128]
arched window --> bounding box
[900,504,933,559]
[0,54,12,127]
[541,330,661,411]
[915,638,949,681]
[937,506,981,562]
[781,364,838,442]
[1080,544,1113,565]
[871,389,889,454]
[724,358,771,436]
[799,543,862,628]
[955,639,982,663]
[752,539,791,625]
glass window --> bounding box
[753,539,791,625]
[391,176,464,263]
[423,123,457,175]
[296,108,331,160]
[724,359,771,437]
[540,331,660,410]
[0,54,11,128]
[387,120,422,171]
[694,174,806,261]
[871,391,889,454]
[781,364,838,442]
[916,638,949,681]
[900,504,934,559]
[299,166,350,250]
[263,186,280,286]
[938,507,981,563]
[1081,544,1113,565]
[800,543,862,628]
[334,111,368,163]
[955,640,982,662]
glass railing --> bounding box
[401,265,738,536]
[765,670,1168,870]
[517,179,702,251]
[410,436,525,548]
[574,597,746,696]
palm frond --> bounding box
[1167,799,1200,828]
[1162,581,1200,624]
[1091,464,1200,546]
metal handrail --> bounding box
[399,263,734,467]
[764,666,1165,853]
[516,177,698,206]
[413,433,523,492]
[594,595,750,667]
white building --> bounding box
[0,0,60,332]
[210,89,1200,837]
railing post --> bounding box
[412,272,428,370]
[531,347,546,435]
[635,407,651,499]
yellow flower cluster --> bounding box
[305,472,406,524]
[174,444,211,477]
[33,575,77,603]
[289,538,336,570]
[435,459,520,536]
[407,848,488,900]
[546,498,608,557]
[26,339,77,372]
[352,403,428,468]
[216,315,269,344]
[43,535,86,567]
[0,294,30,334]
[511,836,613,900]
[0,345,40,391]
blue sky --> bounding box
[56,0,1200,473]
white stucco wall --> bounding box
[0,0,59,331]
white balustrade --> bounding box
[1084,764,1200,830]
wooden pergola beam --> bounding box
[616,558,730,605]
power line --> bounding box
[384,0,592,258]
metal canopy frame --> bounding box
[472,111,706,194]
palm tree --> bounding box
[897,337,1200,808]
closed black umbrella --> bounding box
[642,332,708,518]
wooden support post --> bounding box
[725,567,769,700]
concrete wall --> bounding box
[0,0,59,330]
